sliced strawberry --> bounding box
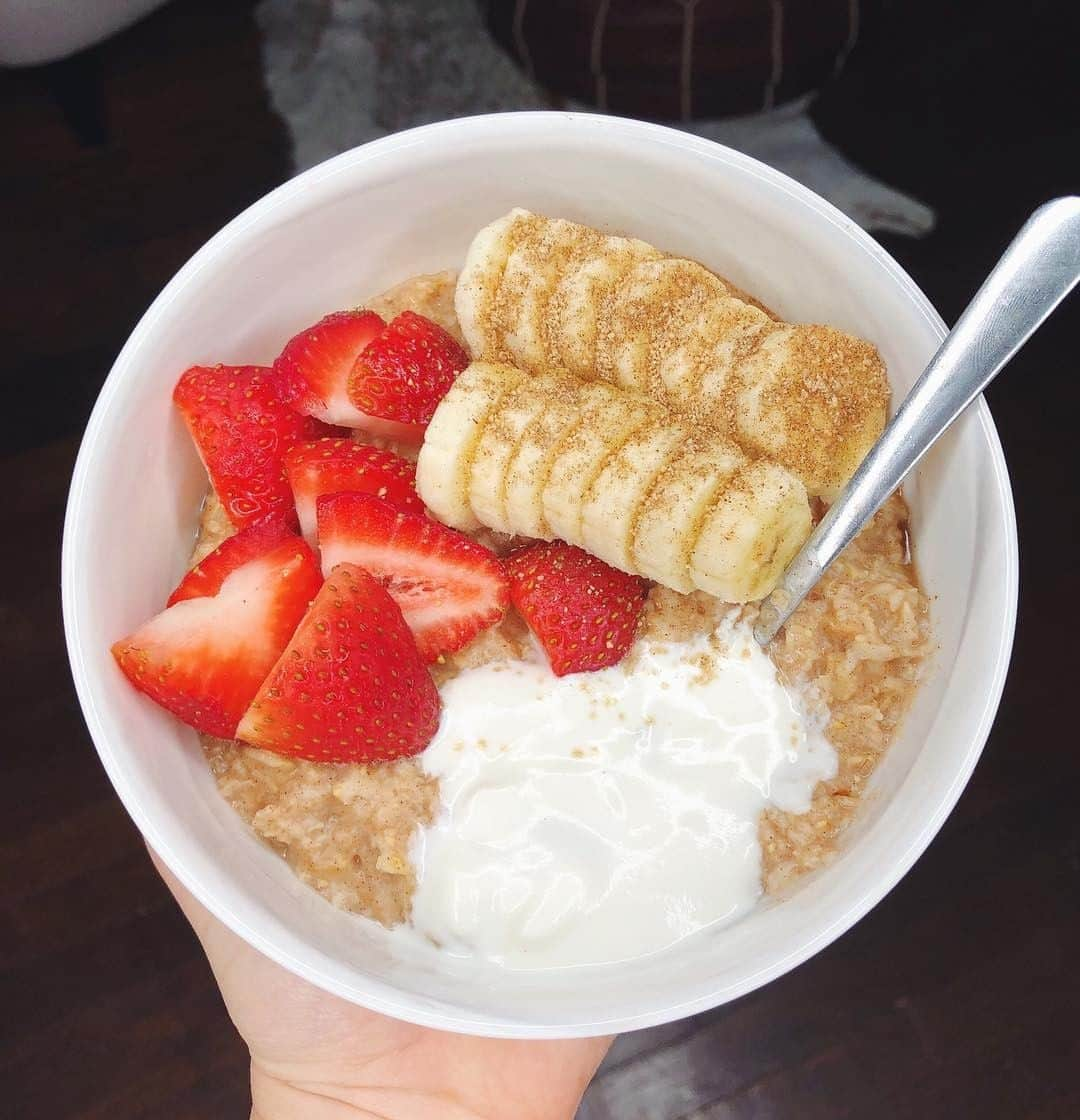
[167,519,296,606]
[347,311,469,426]
[273,309,426,442]
[112,532,322,738]
[283,437,424,547]
[236,563,441,763]
[316,493,508,662]
[173,364,332,530]
[506,541,648,677]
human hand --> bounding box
[150,849,612,1120]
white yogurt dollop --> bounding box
[411,618,835,969]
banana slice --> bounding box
[631,439,746,591]
[462,208,663,375]
[489,236,555,370]
[500,217,612,371]
[581,423,686,572]
[654,305,720,403]
[416,362,524,530]
[468,378,551,534]
[549,237,660,374]
[689,460,812,602]
[541,383,653,544]
[571,257,727,399]
[501,387,580,539]
[455,208,529,357]
[593,259,662,393]
[664,297,772,412]
[638,260,733,397]
[732,324,889,502]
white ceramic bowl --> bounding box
[63,112,1017,1038]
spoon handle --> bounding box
[755,196,1080,645]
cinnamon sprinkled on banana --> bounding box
[456,209,889,500]
[417,362,812,603]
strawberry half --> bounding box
[112,528,322,738]
[167,518,296,606]
[173,364,332,530]
[283,437,424,547]
[506,541,648,676]
[316,492,508,662]
[236,563,441,763]
[273,309,426,443]
[347,311,469,427]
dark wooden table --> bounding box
[3,2,1077,1116]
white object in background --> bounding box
[256,0,545,172]
[62,112,1016,1038]
[256,0,934,236]
[690,97,935,238]
[0,0,169,65]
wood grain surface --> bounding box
[2,1,1077,1117]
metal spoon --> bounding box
[754,196,1080,646]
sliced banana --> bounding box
[732,324,889,501]
[501,386,583,539]
[456,210,890,497]
[581,423,686,572]
[455,208,529,358]
[637,261,731,395]
[654,304,720,403]
[488,231,556,369]
[670,297,772,413]
[631,439,746,591]
[592,259,660,394]
[500,217,602,371]
[689,460,812,602]
[540,383,653,545]
[468,378,551,534]
[416,362,524,530]
[549,238,660,374]
[435,362,813,601]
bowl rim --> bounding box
[62,110,1019,1038]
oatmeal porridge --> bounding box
[113,212,929,968]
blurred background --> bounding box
[2,1,1078,1116]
